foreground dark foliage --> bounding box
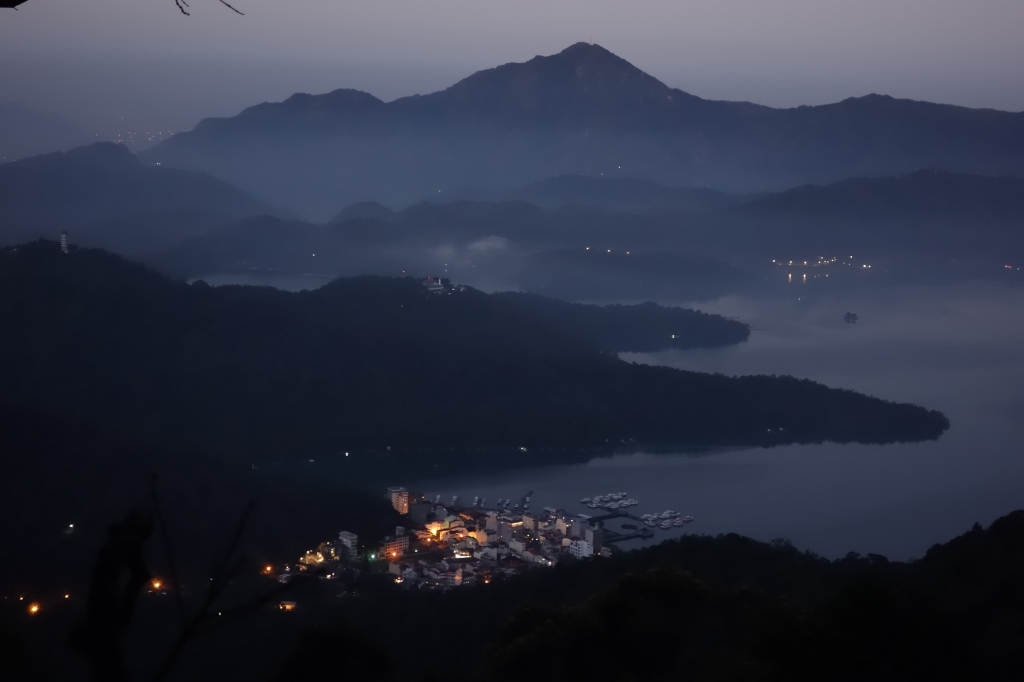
[275,512,1024,682]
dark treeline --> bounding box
[0,396,403,594]
[267,511,1024,682]
[0,241,946,467]
[0,394,404,681]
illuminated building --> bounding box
[338,531,358,560]
[569,538,594,559]
[387,486,410,514]
[421,276,448,294]
[278,601,296,612]
[60,231,68,254]
[381,526,410,559]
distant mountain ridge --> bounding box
[151,166,1024,301]
[146,43,1024,219]
[745,168,1024,221]
[415,174,740,213]
[0,142,281,254]
[732,168,1024,259]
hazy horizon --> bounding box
[2,0,1023,144]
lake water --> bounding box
[406,281,1024,560]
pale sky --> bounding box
[2,1,1023,138]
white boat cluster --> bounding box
[641,511,695,529]
[579,492,638,510]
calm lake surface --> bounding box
[405,281,1024,560]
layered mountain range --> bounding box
[144,42,1024,220]
[3,44,1023,296]
[0,142,281,253]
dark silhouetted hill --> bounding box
[145,43,1024,219]
[0,143,281,254]
[0,241,947,472]
[732,168,1024,261]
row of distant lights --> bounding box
[774,256,871,269]
[13,592,72,617]
[585,247,631,255]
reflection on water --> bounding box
[410,283,1024,560]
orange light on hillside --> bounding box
[150,578,164,591]
[263,565,274,575]
[27,602,40,615]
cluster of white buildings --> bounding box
[280,488,615,596]
[381,491,612,590]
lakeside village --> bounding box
[273,488,694,605]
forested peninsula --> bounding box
[0,241,948,468]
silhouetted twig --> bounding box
[174,0,244,15]
[75,483,308,681]
[218,0,244,15]
[151,476,187,629]
[70,508,154,682]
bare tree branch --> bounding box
[174,0,244,16]
[70,508,155,682]
[218,0,244,15]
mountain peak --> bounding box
[426,43,675,126]
[555,41,619,58]
[552,41,631,65]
